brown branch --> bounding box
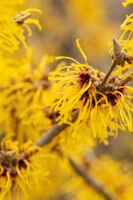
[99,38,133,91]
[99,61,116,91]
[98,38,121,90]
[69,157,116,200]
[34,110,79,147]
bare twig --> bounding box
[98,39,120,91]
[69,157,116,200]
[99,38,133,91]
[34,110,79,147]
[99,61,116,91]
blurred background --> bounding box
[24,0,132,67]
[23,0,133,161]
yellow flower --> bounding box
[0,53,54,143]
[120,14,133,54]
[123,0,133,6]
[119,1,133,69]
[0,136,49,200]
[29,153,133,200]
[0,0,42,52]
[49,40,133,143]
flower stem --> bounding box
[98,61,116,92]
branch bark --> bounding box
[34,110,79,147]
[69,157,116,200]
[99,61,116,92]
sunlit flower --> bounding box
[0,136,49,200]
[0,0,42,52]
[119,1,133,71]
[123,0,133,6]
[29,153,133,200]
[120,14,133,55]
[49,40,133,143]
[0,53,54,143]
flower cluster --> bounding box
[0,54,54,143]
[0,0,42,52]
[0,137,48,200]
[49,39,133,143]
[0,0,133,200]
[119,0,133,72]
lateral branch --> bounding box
[34,110,79,147]
[69,157,116,200]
